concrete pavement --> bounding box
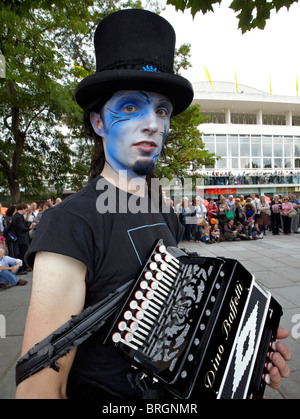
[1,233,300,399]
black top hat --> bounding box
[75,9,194,116]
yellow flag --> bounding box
[205,65,214,90]
[269,75,272,95]
[234,71,238,93]
[296,74,298,96]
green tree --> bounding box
[167,0,298,33]
[0,0,148,203]
[155,104,217,179]
[156,42,218,179]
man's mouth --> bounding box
[133,141,157,153]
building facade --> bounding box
[192,81,300,197]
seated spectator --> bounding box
[223,218,241,241]
[0,248,27,288]
[201,220,213,244]
[252,222,264,239]
[211,223,221,243]
[236,220,252,240]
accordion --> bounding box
[106,239,282,399]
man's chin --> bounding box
[132,160,155,176]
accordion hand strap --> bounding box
[15,280,132,386]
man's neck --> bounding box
[101,162,147,197]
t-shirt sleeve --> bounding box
[25,206,95,277]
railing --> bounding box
[202,173,300,186]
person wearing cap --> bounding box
[16,9,291,400]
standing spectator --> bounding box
[257,196,271,235]
[206,198,219,222]
[243,198,256,223]
[270,195,282,235]
[234,198,244,224]
[281,196,294,235]
[227,195,235,211]
[193,196,206,243]
[0,203,5,234]
[290,194,300,234]
[4,205,17,257]
[181,198,195,241]
[10,203,31,273]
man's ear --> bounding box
[90,112,103,136]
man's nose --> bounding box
[143,111,158,134]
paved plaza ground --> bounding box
[0,233,299,399]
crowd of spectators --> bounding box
[0,198,61,288]
[174,192,300,245]
[201,171,300,186]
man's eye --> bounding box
[156,108,169,117]
[123,105,138,113]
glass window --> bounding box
[295,158,300,168]
[216,158,227,169]
[252,158,262,169]
[240,136,250,157]
[284,141,293,158]
[251,137,262,157]
[263,158,272,169]
[262,136,272,156]
[284,159,292,169]
[274,136,283,157]
[216,143,227,156]
[274,158,283,168]
[240,158,250,169]
[228,141,238,156]
[295,139,300,157]
[230,158,239,169]
[203,135,215,153]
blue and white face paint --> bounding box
[90,91,172,178]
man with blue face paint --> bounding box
[17,9,292,400]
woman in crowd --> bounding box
[257,195,271,235]
[270,195,282,235]
[281,196,294,235]
[243,198,256,223]
[206,198,218,222]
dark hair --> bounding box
[6,205,16,217]
[16,202,27,211]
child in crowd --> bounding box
[201,220,213,244]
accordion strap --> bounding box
[15,280,132,386]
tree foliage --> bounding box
[155,105,217,179]
[0,0,147,203]
[0,0,215,203]
[167,0,298,33]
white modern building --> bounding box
[193,81,300,172]
[190,81,300,197]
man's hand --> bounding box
[268,328,292,390]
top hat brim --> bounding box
[75,69,194,116]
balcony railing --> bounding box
[202,173,300,186]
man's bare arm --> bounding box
[15,251,86,399]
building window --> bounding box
[231,113,257,124]
[263,114,286,125]
[202,112,225,124]
[262,136,272,157]
[240,136,250,157]
[252,158,262,169]
[263,158,272,169]
[251,137,262,157]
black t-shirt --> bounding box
[26,176,183,398]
